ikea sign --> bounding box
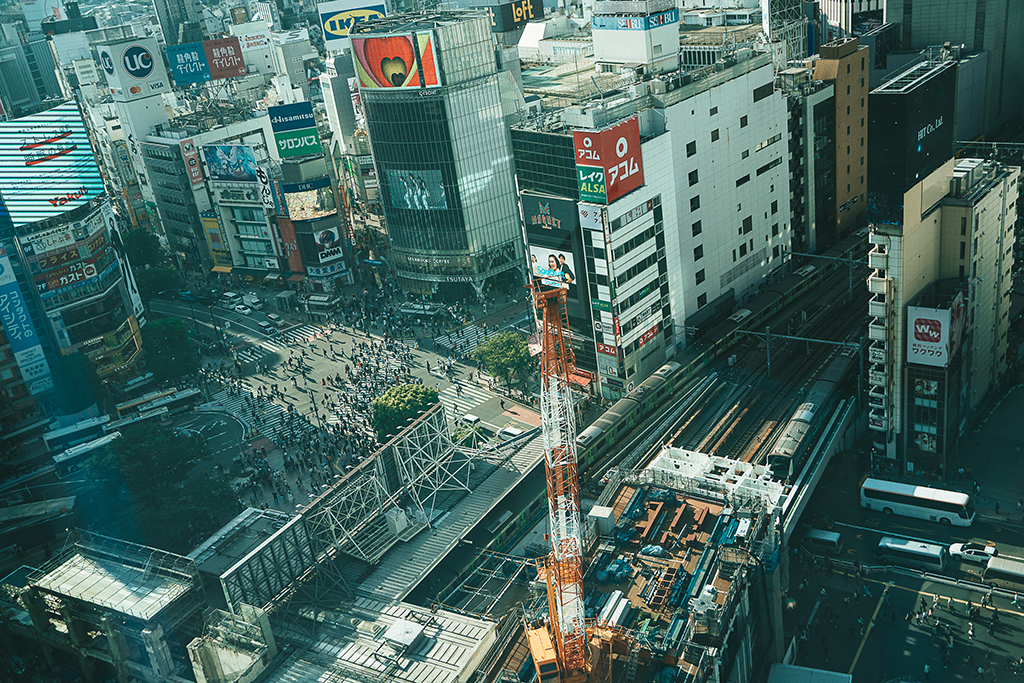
[318,1,386,43]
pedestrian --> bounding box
[968,622,975,639]
[924,664,931,680]
[948,596,954,612]
[500,400,506,410]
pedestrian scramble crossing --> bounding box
[438,382,493,418]
[233,324,326,364]
[209,382,315,446]
[435,324,503,355]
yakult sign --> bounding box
[573,115,644,204]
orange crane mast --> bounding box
[533,284,588,682]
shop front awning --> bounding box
[568,373,592,387]
[211,266,232,273]
[232,267,265,277]
[288,273,306,282]
[264,272,282,280]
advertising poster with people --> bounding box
[385,169,447,210]
[521,191,582,302]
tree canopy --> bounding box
[83,422,238,552]
[136,266,183,304]
[49,352,104,415]
[473,331,532,387]
[123,229,167,268]
[371,383,439,442]
[142,317,200,384]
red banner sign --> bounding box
[638,323,659,347]
[573,115,644,204]
[203,37,247,79]
[596,342,617,357]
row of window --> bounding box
[615,252,659,290]
[612,224,657,260]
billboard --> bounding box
[282,177,336,221]
[591,8,677,30]
[352,32,439,89]
[472,0,539,32]
[204,145,258,181]
[277,217,303,272]
[202,212,231,267]
[255,167,276,209]
[268,102,320,158]
[319,0,386,47]
[314,226,344,263]
[180,139,203,185]
[0,246,53,395]
[907,306,951,367]
[102,201,145,323]
[167,37,247,85]
[234,28,270,51]
[573,115,644,205]
[522,192,580,301]
[384,169,448,210]
[231,6,248,23]
[0,102,105,229]
[98,38,169,100]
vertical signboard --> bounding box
[907,306,951,367]
[0,246,53,395]
[573,115,644,205]
[255,167,275,210]
[180,139,204,185]
[268,102,321,158]
[201,212,232,267]
[101,201,145,324]
[522,192,580,302]
[277,217,304,272]
[318,0,386,49]
[98,38,169,100]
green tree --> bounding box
[142,317,199,384]
[49,352,105,415]
[136,266,183,304]
[123,229,167,268]
[473,331,532,388]
[371,384,439,441]
[91,422,210,495]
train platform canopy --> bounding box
[644,447,786,510]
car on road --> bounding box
[178,289,197,302]
[235,304,253,315]
[258,321,277,335]
[266,312,286,328]
[949,542,998,564]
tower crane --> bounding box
[528,282,589,683]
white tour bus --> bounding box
[860,477,975,527]
[875,536,949,571]
[983,556,1024,591]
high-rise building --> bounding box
[153,0,205,45]
[514,52,792,398]
[866,158,1017,479]
[811,37,869,243]
[884,0,1024,137]
[818,0,882,37]
[0,101,146,385]
[351,12,526,301]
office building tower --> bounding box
[351,12,526,301]
[153,0,204,45]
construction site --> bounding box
[0,270,846,683]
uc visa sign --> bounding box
[573,115,644,204]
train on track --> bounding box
[767,347,858,482]
[576,233,865,475]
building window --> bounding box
[960,265,965,277]
[847,63,851,74]
[847,105,851,115]
[694,244,704,261]
[847,85,850,94]
[695,268,705,285]
[697,293,707,308]
[742,149,749,159]
[692,220,702,236]
[753,82,773,102]
[711,129,720,142]
[771,200,778,215]
[689,169,699,186]
[961,217,967,235]
[733,249,737,262]
[690,195,701,211]
[960,242,966,259]
[847,125,851,134]
[742,216,752,233]
[740,115,748,128]
[739,243,747,257]
[710,106,718,116]
[687,140,697,157]
[736,174,750,187]
[773,245,780,259]
[772,223,779,236]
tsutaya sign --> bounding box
[573,115,644,205]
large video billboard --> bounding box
[0,102,105,229]
[204,145,258,181]
[522,192,581,302]
[282,177,336,221]
[384,169,448,210]
[352,32,439,89]
[268,102,321,158]
[319,0,385,48]
[907,306,951,367]
[98,38,169,100]
[573,115,644,205]
[0,245,53,395]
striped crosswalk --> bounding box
[435,324,506,355]
[233,324,327,364]
[438,382,493,418]
[209,383,315,446]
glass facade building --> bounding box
[354,13,525,299]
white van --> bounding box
[222,292,242,307]
[243,294,264,310]
[803,529,843,555]
[460,414,481,428]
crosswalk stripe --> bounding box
[209,386,316,446]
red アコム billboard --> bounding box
[572,115,644,204]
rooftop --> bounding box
[873,57,956,94]
[188,507,294,578]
